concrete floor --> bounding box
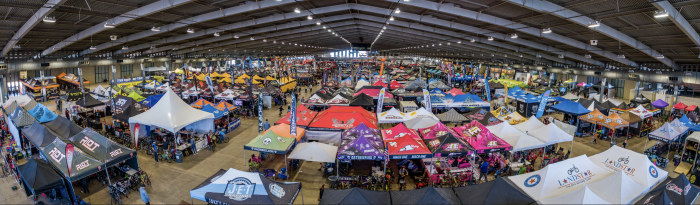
[0,82,687,205]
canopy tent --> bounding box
[75,94,105,108]
[9,105,37,127]
[673,102,688,110]
[509,155,614,200]
[419,122,458,139]
[319,187,390,205]
[214,89,238,100]
[404,116,440,129]
[463,108,502,126]
[648,122,681,142]
[528,123,574,145]
[201,104,228,119]
[261,124,305,141]
[454,121,512,153]
[23,121,59,147]
[497,111,527,125]
[597,113,629,130]
[385,133,432,159]
[3,95,33,108]
[190,168,301,204]
[112,105,143,122]
[68,128,137,167]
[612,102,633,113]
[307,112,378,132]
[652,99,669,108]
[487,122,526,138]
[140,93,164,108]
[579,109,605,124]
[390,186,461,205]
[670,118,690,135]
[42,116,83,139]
[62,89,84,101]
[337,124,386,160]
[326,94,350,106]
[499,133,546,152]
[423,132,474,157]
[405,107,439,121]
[679,114,695,128]
[126,92,146,102]
[512,116,546,133]
[287,142,337,163]
[348,93,375,107]
[27,103,58,123]
[381,123,421,140]
[378,107,409,123]
[17,158,65,194]
[589,146,667,188]
[155,82,170,92]
[538,186,610,204]
[113,96,147,111]
[244,131,295,154]
[561,93,580,101]
[635,175,700,205]
[600,100,618,110]
[687,105,698,112]
[275,105,317,127]
[190,98,213,109]
[618,112,643,124]
[453,177,536,205]
[630,94,651,105]
[390,81,404,90]
[550,100,591,116]
[435,108,469,123]
[40,137,105,181]
[129,89,215,134]
[353,89,394,99]
[446,88,464,96]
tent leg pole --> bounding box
[693,150,698,174]
[286,155,289,182]
[105,167,112,185]
[244,150,246,169]
[300,186,305,205]
[644,137,649,152]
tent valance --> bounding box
[190,168,301,204]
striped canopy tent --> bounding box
[435,108,469,123]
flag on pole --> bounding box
[536,90,551,119]
[377,88,385,114]
[422,89,432,113]
[291,92,297,136]
[258,91,264,132]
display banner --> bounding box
[134,123,140,150]
[422,89,432,113]
[258,92,263,132]
[485,76,491,102]
[377,88,385,114]
[536,90,551,119]
[290,92,297,136]
[227,119,241,133]
[322,70,328,85]
[447,63,452,86]
[65,143,74,176]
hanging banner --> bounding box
[291,92,297,136]
[134,123,140,149]
[258,91,263,132]
[536,90,551,119]
[422,89,432,113]
[485,78,491,102]
[504,85,509,105]
[65,143,74,176]
[322,70,328,85]
[447,63,452,86]
[377,88,385,114]
[205,76,213,89]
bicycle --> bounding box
[618,156,629,164]
[158,150,172,163]
[109,186,123,205]
[138,169,151,187]
[567,164,579,175]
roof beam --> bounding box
[652,1,700,47]
[40,0,194,56]
[1,0,68,56]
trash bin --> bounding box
[176,151,183,163]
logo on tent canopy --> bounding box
[225,177,255,201]
[524,175,541,187]
[649,166,658,178]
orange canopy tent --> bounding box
[262,123,305,141]
[579,109,605,124]
[190,98,213,109]
[597,112,629,130]
[214,101,237,111]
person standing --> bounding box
[140,185,151,205]
[152,141,159,163]
[190,136,197,155]
[318,184,325,202]
[263,119,271,131]
[81,178,89,193]
[479,160,489,183]
[623,139,628,148]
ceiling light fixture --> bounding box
[395,8,401,13]
[510,34,518,38]
[307,15,313,20]
[273,40,277,43]
[617,54,625,58]
[323,26,327,29]
[316,21,321,25]
[654,10,669,18]
[187,28,194,33]
[294,8,301,13]
[471,39,476,42]
[488,37,494,41]
[213,32,220,36]
[90,46,97,50]
[104,22,116,28]
[263,39,267,42]
[43,16,56,23]
[122,46,128,50]
[390,16,394,21]
[542,28,552,34]
[151,26,161,31]
[234,35,239,38]
[250,37,254,40]
[587,21,600,28]
[585,54,591,58]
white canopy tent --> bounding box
[499,134,547,152]
[539,186,610,204]
[553,120,577,137]
[487,122,526,137]
[91,85,107,95]
[528,123,574,145]
[630,105,653,119]
[589,145,668,188]
[403,116,439,129]
[214,89,238,101]
[155,82,170,92]
[354,80,369,90]
[586,171,649,204]
[561,93,580,101]
[287,142,338,163]
[405,107,439,121]
[648,122,682,142]
[378,107,409,123]
[129,89,215,137]
[513,116,546,133]
[182,86,201,97]
[3,95,32,108]
[497,112,526,124]
[325,94,349,106]
[508,155,614,200]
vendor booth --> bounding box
[337,123,385,160]
[589,146,667,187]
[463,108,502,126]
[275,105,318,128]
[513,116,546,133]
[384,133,432,159]
[287,142,337,163]
[378,107,409,124]
[453,178,536,205]
[319,187,390,204]
[454,121,512,153]
[435,108,469,124]
[129,89,215,138]
[190,168,301,204]
[17,159,68,203]
[635,175,699,205]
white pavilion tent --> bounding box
[378,107,409,123]
[129,89,215,137]
[588,146,668,188]
[287,142,338,163]
[539,186,610,204]
[528,123,575,145]
[404,107,439,121]
[512,116,546,133]
[586,171,649,204]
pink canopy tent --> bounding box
[418,122,458,139]
[390,81,404,89]
[576,82,587,87]
[447,88,464,96]
[453,121,512,154]
[381,123,421,140]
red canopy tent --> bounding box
[385,135,432,159]
[316,106,375,120]
[353,89,394,99]
[687,105,698,112]
[307,112,378,131]
[381,123,421,140]
[275,105,318,127]
[390,81,404,89]
[373,81,388,88]
[674,102,688,110]
[447,88,464,96]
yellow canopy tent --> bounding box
[219,73,232,78]
[564,79,574,83]
[210,72,222,78]
[196,73,207,81]
[234,76,249,84]
[174,68,184,74]
[252,75,265,81]
[238,73,250,79]
[265,76,276,81]
[219,78,232,83]
[278,77,296,92]
[127,92,146,102]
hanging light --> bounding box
[104,22,116,28]
[234,35,239,38]
[471,39,476,42]
[395,8,400,13]
[510,34,518,38]
[43,16,56,22]
[328,29,331,32]
[263,39,267,42]
[656,54,665,59]
[457,40,461,44]
[213,32,220,36]
[307,15,313,20]
[316,21,321,25]
[585,54,591,58]
[654,10,669,18]
[294,8,301,13]
[151,26,161,31]
[90,46,97,50]
[250,37,254,40]
[587,21,600,28]
[273,40,277,43]
[187,28,195,33]
[617,54,625,58]
[542,28,552,34]
[323,26,327,29]
[390,16,394,21]
[488,37,494,41]
[122,46,129,50]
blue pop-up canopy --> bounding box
[140,93,164,108]
[201,104,227,119]
[27,103,57,123]
[550,100,591,115]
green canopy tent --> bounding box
[243,131,296,178]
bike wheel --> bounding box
[224,137,230,143]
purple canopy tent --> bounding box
[337,123,385,160]
[652,99,669,109]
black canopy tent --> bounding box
[42,116,83,139]
[113,95,147,111]
[349,93,375,107]
[635,175,699,205]
[600,101,618,110]
[453,177,535,205]
[390,186,461,205]
[23,121,59,147]
[320,187,390,204]
[68,128,138,168]
[463,108,503,126]
[17,158,65,196]
[630,94,651,104]
[61,89,84,101]
[112,106,143,122]
[435,108,469,123]
[75,94,105,108]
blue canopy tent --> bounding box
[27,103,58,123]
[140,93,164,108]
[430,88,447,95]
[201,104,227,119]
[679,115,696,128]
[550,100,591,116]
